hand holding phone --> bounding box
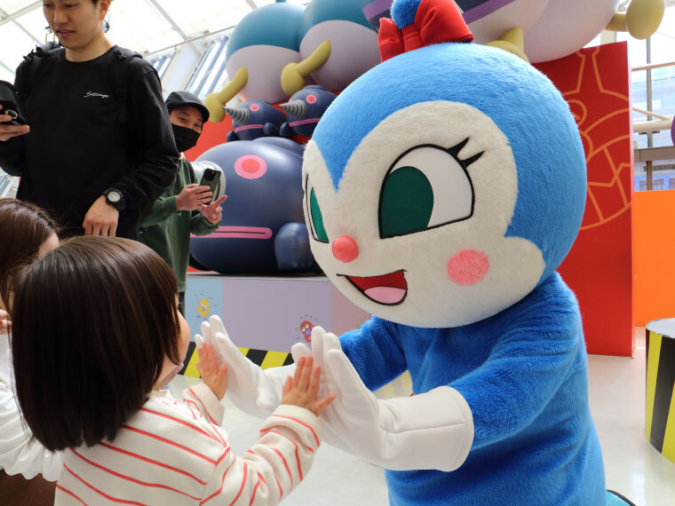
[0,81,29,141]
[199,168,221,203]
[176,184,213,211]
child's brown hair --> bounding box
[0,198,57,314]
[12,236,182,451]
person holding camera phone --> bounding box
[140,91,227,315]
[0,0,178,239]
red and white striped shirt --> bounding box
[55,383,322,505]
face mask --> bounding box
[172,124,201,153]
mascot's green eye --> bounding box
[380,167,434,237]
[379,143,479,239]
[309,188,329,243]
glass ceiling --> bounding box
[1,1,674,85]
[0,0,310,81]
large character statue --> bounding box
[224,100,286,142]
[191,137,318,274]
[364,0,553,61]
[525,0,665,63]
[281,0,381,96]
[362,0,665,64]
[280,85,337,139]
[207,0,382,122]
[198,0,615,504]
[204,1,305,121]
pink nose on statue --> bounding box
[332,235,359,263]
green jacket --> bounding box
[140,157,219,292]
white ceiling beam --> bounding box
[145,0,190,41]
[0,1,41,28]
[0,8,40,45]
[144,24,235,59]
[0,59,14,75]
[143,0,312,59]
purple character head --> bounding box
[225,100,287,142]
[280,85,337,139]
[191,137,318,274]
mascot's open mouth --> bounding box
[343,270,408,305]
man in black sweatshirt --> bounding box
[0,0,178,239]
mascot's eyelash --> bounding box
[446,138,484,169]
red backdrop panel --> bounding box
[184,115,233,161]
[535,42,634,357]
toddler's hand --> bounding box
[281,356,336,417]
[197,342,228,400]
[0,309,10,334]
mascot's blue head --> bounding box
[302,0,586,328]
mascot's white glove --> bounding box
[195,315,293,417]
[320,340,475,472]
[285,326,341,402]
[285,327,351,450]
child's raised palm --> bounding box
[0,309,10,334]
[281,356,336,417]
[197,343,228,400]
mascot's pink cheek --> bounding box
[447,250,490,285]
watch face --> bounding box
[108,191,121,203]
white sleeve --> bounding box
[182,382,226,426]
[201,405,321,505]
[323,348,474,471]
[0,379,62,481]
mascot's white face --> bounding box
[303,101,545,328]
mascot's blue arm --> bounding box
[452,280,584,448]
[340,317,408,391]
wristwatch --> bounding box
[104,188,125,212]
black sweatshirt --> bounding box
[0,46,179,238]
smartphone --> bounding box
[0,81,26,126]
[200,168,221,203]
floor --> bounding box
[170,327,675,506]
[589,328,675,506]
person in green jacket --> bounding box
[140,91,226,315]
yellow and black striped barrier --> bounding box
[179,341,294,379]
[645,321,675,463]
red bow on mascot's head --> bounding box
[378,0,474,62]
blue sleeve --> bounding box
[340,317,408,392]
[452,290,583,449]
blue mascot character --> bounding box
[198,0,608,504]
[224,100,287,142]
[280,85,337,139]
[191,137,319,274]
